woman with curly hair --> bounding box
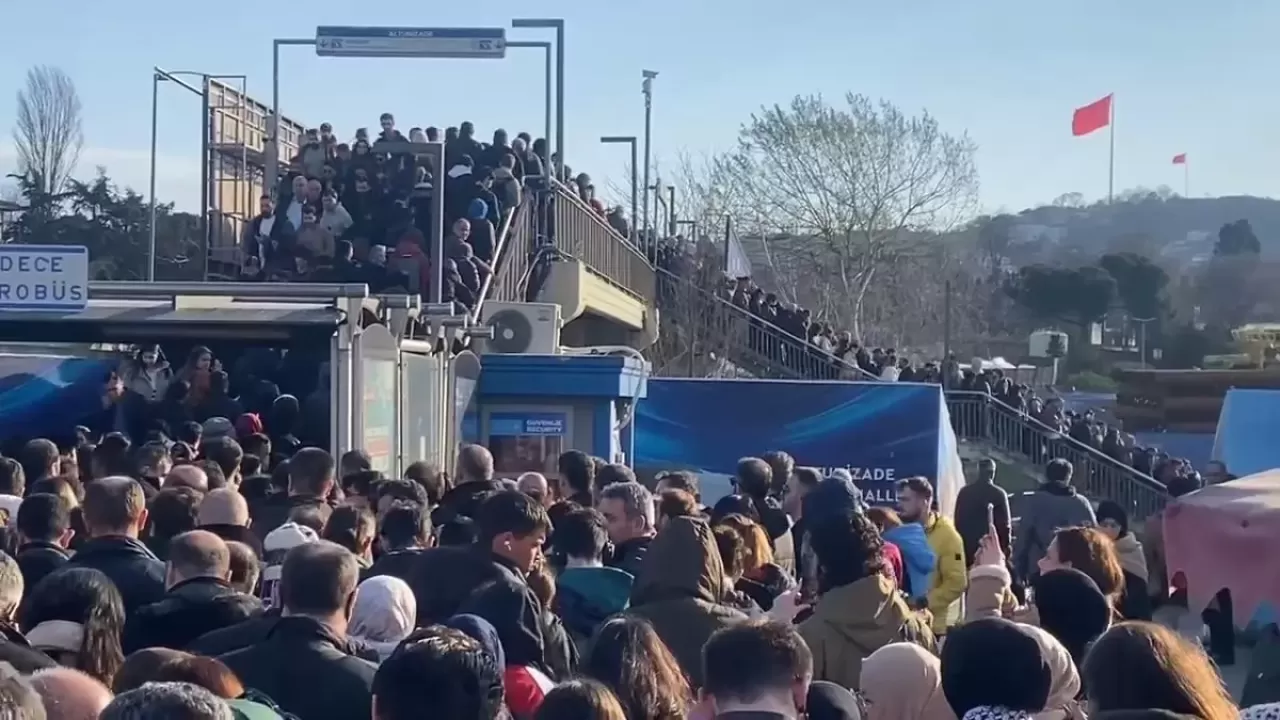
[798,509,927,690]
[584,616,691,720]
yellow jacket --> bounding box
[923,512,967,633]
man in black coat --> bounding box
[123,531,262,653]
[249,448,336,543]
[13,493,73,593]
[67,477,165,614]
[220,541,376,720]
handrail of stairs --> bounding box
[654,265,1167,516]
[946,390,1168,518]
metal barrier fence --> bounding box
[946,391,1168,519]
[469,206,521,319]
[487,197,536,306]
[549,182,655,305]
[654,266,879,381]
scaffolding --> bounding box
[204,79,306,280]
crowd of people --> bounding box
[654,242,1209,483]
[958,371,1206,486]
[238,116,544,312]
[0,389,1262,720]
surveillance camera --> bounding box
[642,69,659,79]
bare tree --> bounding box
[13,65,84,196]
[711,93,978,341]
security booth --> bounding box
[462,353,650,479]
[0,281,475,476]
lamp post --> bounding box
[149,68,247,282]
[600,136,638,239]
[511,19,565,177]
[667,185,676,237]
[1132,316,1156,368]
[507,41,553,160]
[641,70,658,249]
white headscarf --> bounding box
[349,576,416,662]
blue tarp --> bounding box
[1212,388,1280,476]
[0,354,117,443]
[1134,432,1215,470]
[634,378,962,511]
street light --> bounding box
[641,70,658,249]
[667,185,675,237]
[149,68,247,282]
[1132,316,1156,368]
[600,136,638,239]
[507,41,553,160]
[511,19,565,177]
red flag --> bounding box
[1172,153,1187,165]
[1072,94,1112,137]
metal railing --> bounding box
[469,205,520,321]
[947,391,1168,518]
[488,195,537,305]
[548,181,655,305]
[654,265,1168,516]
[654,266,879,381]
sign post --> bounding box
[0,246,89,312]
[314,26,507,59]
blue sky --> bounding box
[1,0,1276,216]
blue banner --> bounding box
[0,354,119,445]
[635,379,944,505]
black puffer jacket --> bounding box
[123,577,263,653]
[67,536,165,614]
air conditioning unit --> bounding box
[479,302,563,355]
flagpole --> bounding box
[1184,160,1190,197]
[1107,94,1115,204]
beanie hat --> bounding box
[202,417,235,441]
[261,522,319,610]
[1032,568,1112,666]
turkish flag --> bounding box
[1072,94,1112,137]
[1172,153,1187,165]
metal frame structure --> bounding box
[266,20,564,194]
[600,136,638,239]
[148,69,248,282]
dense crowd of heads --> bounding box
[239,116,547,313]
[0,342,1253,720]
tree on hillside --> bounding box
[710,93,979,341]
[3,169,201,281]
[1099,252,1168,319]
[1005,264,1115,359]
[1214,219,1261,256]
[13,65,83,197]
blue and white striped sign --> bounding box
[315,26,506,59]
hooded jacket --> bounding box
[1013,482,1097,579]
[555,565,634,645]
[1112,533,1152,621]
[626,517,746,688]
[798,573,912,691]
[884,523,937,601]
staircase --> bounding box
[652,265,1168,517]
